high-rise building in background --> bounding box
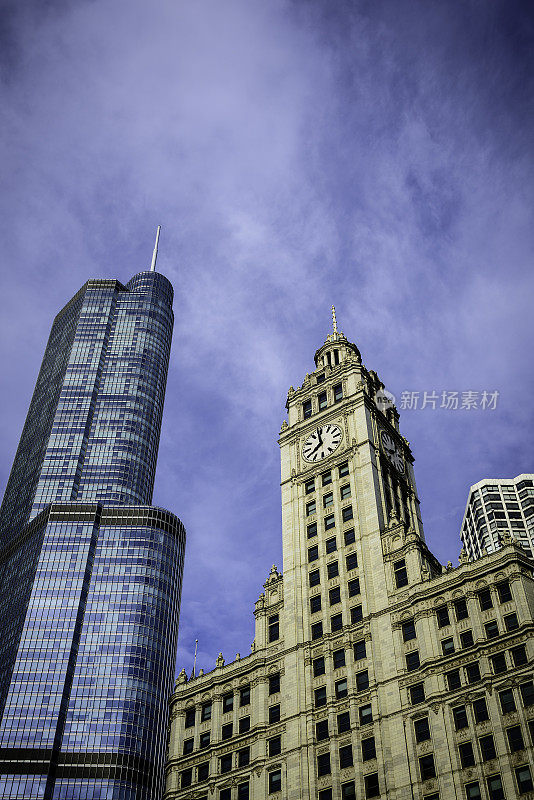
[461,475,534,561]
[165,318,534,800]
[0,241,186,800]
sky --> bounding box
[1,0,533,677]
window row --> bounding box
[465,767,533,799]
[184,684,256,727]
[306,505,355,527]
[305,463,350,494]
[308,548,358,571]
[303,384,343,419]
[306,486,352,512]
[317,773,379,799]
[314,669,370,706]
[311,604,364,639]
[309,578,361,614]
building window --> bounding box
[402,619,416,641]
[198,762,209,781]
[339,462,349,477]
[484,620,499,639]
[333,648,346,669]
[348,578,360,596]
[269,673,280,695]
[479,734,497,762]
[185,708,196,727]
[486,775,505,800]
[496,580,512,603]
[199,731,210,748]
[506,724,525,752]
[308,545,319,562]
[305,478,315,494]
[312,621,323,640]
[326,537,337,554]
[499,689,517,714]
[510,645,528,667]
[406,651,420,671]
[325,514,336,530]
[201,702,212,722]
[268,769,282,793]
[341,782,356,800]
[346,552,358,571]
[454,598,469,620]
[183,738,194,754]
[310,595,322,613]
[269,704,280,724]
[333,383,343,402]
[335,678,348,699]
[307,522,318,538]
[237,783,249,800]
[446,670,461,690]
[414,717,431,743]
[314,687,327,707]
[238,747,250,767]
[436,605,450,628]
[516,766,534,794]
[239,716,250,734]
[240,685,250,706]
[473,698,489,722]
[316,719,329,741]
[223,693,234,713]
[309,569,320,587]
[364,772,380,798]
[316,372,326,384]
[477,588,493,611]
[354,639,366,661]
[466,662,481,683]
[318,391,328,411]
[220,789,232,800]
[441,637,455,656]
[222,722,233,740]
[319,791,333,800]
[327,561,339,579]
[269,614,280,642]
[359,703,373,725]
[453,705,468,730]
[344,528,355,545]
[269,735,282,756]
[323,492,334,508]
[342,506,354,522]
[491,654,507,675]
[519,681,534,707]
[220,754,232,773]
[460,630,474,648]
[322,470,333,486]
[340,484,351,500]
[504,612,519,631]
[350,605,363,623]
[317,753,331,777]
[465,782,481,800]
[331,613,343,632]
[181,769,193,788]
[459,742,475,768]
[356,669,369,691]
[410,683,425,704]
[329,586,341,605]
[313,656,326,676]
[394,559,408,587]
[338,711,351,732]
[419,754,436,781]
[303,399,312,419]
[306,500,317,516]
[337,743,353,769]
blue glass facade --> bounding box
[0,270,185,799]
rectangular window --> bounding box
[496,580,512,603]
[499,688,517,714]
[519,681,534,707]
[316,372,326,384]
[181,769,193,788]
[350,605,363,623]
[269,704,280,724]
[414,717,431,743]
[346,553,358,571]
[406,651,420,671]
[342,506,354,522]
[454,598,469,620]
[333,383,343,402]
[419,754,436,780]
[237,783,249,800]
[460,630,474,649]
[337,711,351,732]
[310,595,322,613]
[201,702,212,721]
[324,514,336,530]
[340,484,351,500]
[354,639,366,661]
[339,462,349,478]
[364,773,380,799]
[436,605,450,628]
[453,705,468,730]
[477,588,493,610]
[333,648,346,669]
[510,645,527,667]
[303,399,312,419]
[326,537,337,554]
[223,693,234,713]
[238,747,250,767]
[479,734,496,761]
[504,612,519,631]
[305,478,315,494]
[306,500,317,516]
[197,764,209,784]
[473,698,489,723]
[317,752,331,777]
[394,559,408,587]
[446,669,461,691]
[316,719,329,741]
[487,775,505,800]
[359,703,373,725]
[331,613,343,632]
[222,722,233,740]
[327,561,339,579]
[269,674,280,695]
[183,738,194,754]
[239,716,250,734]
[484,620,499,639]
[268,735,282,756]
[341,782,356,800]
[402,620,416,641]
[240,685,250,706]
[323,492,334,508]
[344,528,355,545]
[268,614,279,642]
[346,578,360,599]
[220,754,232,774]
[200,732,210,748]
[491,653,507,675]
[313,656,325,676]
[356,669,369,691]
[410,682,425,704]
[318,391,328,411]
[307,522,318,538]
[220,789,232,800]
[339,744,353,768]
[319,791,333,800]
[268,770,282,794]
[441,637,455,656]
[309,569,320,587]
[465,783,481,800]
[506,724,525,752]
[185,708,196,727]
[459,741,475,768]
[308,545,319,562]
[314,687,327,707]
[322,470,332,486]
[335,678,348,699]
[516,766,534,794]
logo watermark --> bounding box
[375,390,499,411]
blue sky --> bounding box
[1,0,533,676]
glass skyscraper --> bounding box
[0,263,186,799]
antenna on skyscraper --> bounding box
[332,305,338,334]
[150,225,161,272]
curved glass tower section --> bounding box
[0,265,186,799]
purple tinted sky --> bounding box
[1,1,533,676]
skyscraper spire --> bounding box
[332,304,338,334]
[150,225,161,272]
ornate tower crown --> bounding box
[314,306,361,369]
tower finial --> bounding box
[332,305,338,335]
[190,638,198,680]
[150,225,161,272]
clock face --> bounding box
[380,430,405,474]
[302,424,342,462]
